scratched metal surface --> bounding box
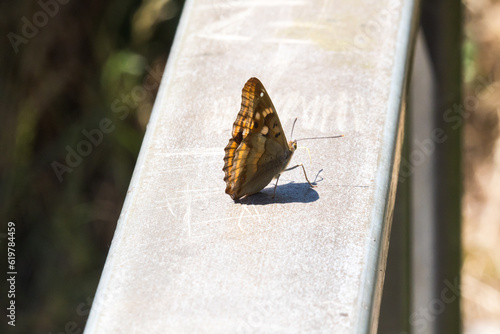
[84,0,416,333]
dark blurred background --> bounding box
[1,0,184,332]
[0,0,499,332]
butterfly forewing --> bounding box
[223,77,293,200]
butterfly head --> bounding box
[288,140,297,152]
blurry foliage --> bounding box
[463,0,500,328]
[1,0,184,332]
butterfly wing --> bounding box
[223,77,293,200]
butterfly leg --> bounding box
[285,164,317,188]
[272,174,281,199]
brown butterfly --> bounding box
[222,77,317,200]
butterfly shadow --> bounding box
[236,181,320,205]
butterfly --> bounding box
[222,77,316,200]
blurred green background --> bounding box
[1,0,184,332]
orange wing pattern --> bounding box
[223,78,290,200]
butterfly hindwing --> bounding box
[223,78,294,200]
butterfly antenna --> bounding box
[290,118,344,141]
[290,118,298,139]
[296,135,344,141]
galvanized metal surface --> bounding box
[85,0,417,333]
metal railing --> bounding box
[84,0,462,333]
